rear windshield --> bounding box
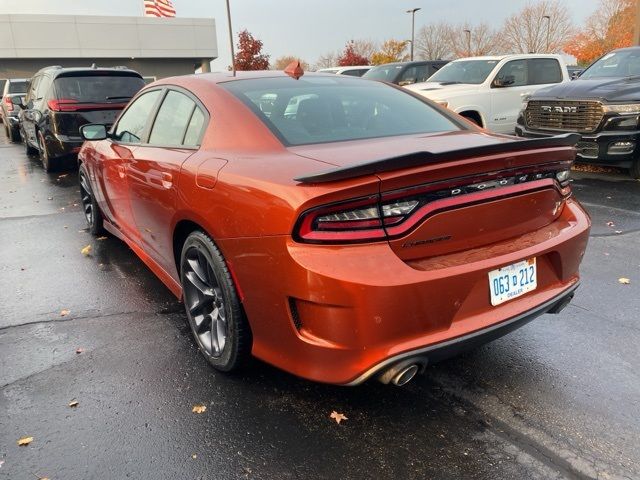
[8,81,27,94]
[363,64,403,82]
[221,76,460,146]
[53,75,144,103]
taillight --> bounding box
[294,163,573,245]
[4,96,13,112]
[48,98,79,112]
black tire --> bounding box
[630,158,640,180]
[79,163,104,235]
[7,125,19,143]
[180,231,251,372]
[38,131,55,172]
[25,135,38,156]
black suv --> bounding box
[1,78,28,142]
[19,66,145,171]
[516,47,640,178]
[363,60,449,86]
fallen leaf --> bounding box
[60,309,70,317]
[47,197,53,201]
[0,460,4,468]
[63,225,68,229]
[192,404,207,414]
[17,436,33,446]
[38,477,50,480]
[97,236,107,241]
[81,245,92,256]
[191,454,197,459]
[619,277,631,285]
[606,221,615,227]
[615,230,622,234]
[68,399,79,408]
[329,411,348,424]
[76,347,84,354]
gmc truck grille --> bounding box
[525,100,604,133]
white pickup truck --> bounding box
[404,54,570,134]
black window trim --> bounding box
[110,84,209,150]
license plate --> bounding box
[488,258,537,306]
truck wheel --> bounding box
[630,159,640,180]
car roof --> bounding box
[451,54,562,62]
[34,66,142,78]
[154,70,349,88]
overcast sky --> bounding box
[1,0,600,69]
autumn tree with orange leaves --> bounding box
[565,0,635,65]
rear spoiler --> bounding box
[294,133,580,184]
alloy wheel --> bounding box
[182,246,228,357]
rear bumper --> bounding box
[44,132,84,159]
[515,124,639,168]
[221,198,591,385]
[345,282,578,385]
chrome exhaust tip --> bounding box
[391,364,419,386]
[377,359,425,386]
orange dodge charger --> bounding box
[78,70,590,386]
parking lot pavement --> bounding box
[0,130,638,480]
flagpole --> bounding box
[226,0,236,76]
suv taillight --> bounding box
[48,98,79,112]
[294,163,573,244]
[4,96,13,112]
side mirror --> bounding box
[80,124,108,141]
[493,75,515,88]
[10,96,24,108]
[24,110,42,122]
[571,71,582,80]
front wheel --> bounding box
[180,231,251,372]
[630,158,640,180]
[79,163,104,235]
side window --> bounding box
[528,59,562,85]
[494,60,528,87]
[183,108,206,146]
[149,90,196,145]
[113,90,161,144]
[26,75,41,103]
[36,76,52,101]
[415,65,430,83]
[398,66,418,85]
[341,69,361,77]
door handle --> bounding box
[117,165,126,178]
[161,172,173,189]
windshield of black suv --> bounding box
[428,60,499,84]
[8,81,27,94]
[222,76,461,146]
[53,74,145,103]
[363,64,404,82]
[580,49,640,79]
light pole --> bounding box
[463,29,471,57]
[406,8,421,61]
[226,0,236,75]
[542,15,551,53]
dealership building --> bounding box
[0,14,217,82]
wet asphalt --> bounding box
[0,128,638,480]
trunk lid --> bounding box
[292,131,575,260]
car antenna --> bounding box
[285,61,304,80]
[225,0,236,76]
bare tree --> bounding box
[502,0,573,53]
[415,23,454,60]
[315,50,340,69]
[449,23,503,57]
[351,39,378,61]
[273,55,310,71]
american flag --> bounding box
[144,0,176,17]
